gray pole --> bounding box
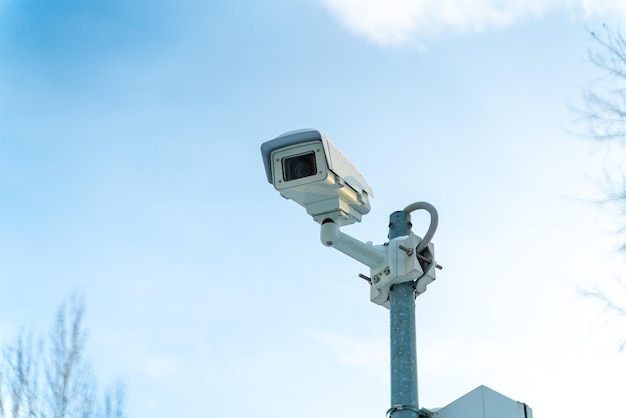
[388,210,420,418]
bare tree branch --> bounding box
[0,333,40,418]
[579,286,626,317]
[581,25,626,143]
[577,24,626,350]
[0,296,126,418]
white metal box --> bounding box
[427,385,532,418]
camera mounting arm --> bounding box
[320,220,387,269]
[320,211,438,308]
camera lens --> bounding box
[283,152,317,181]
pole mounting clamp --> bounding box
[386,404,428,418]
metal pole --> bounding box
[388,210,419,418]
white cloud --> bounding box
[321,0,626,45]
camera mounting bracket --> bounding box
[320,221,437,308]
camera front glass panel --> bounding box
[271,140,328,191]
[282,151,317,182]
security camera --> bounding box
[261,129,373,226]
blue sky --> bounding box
[2,1,626,417]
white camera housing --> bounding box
[261,129,374,226]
